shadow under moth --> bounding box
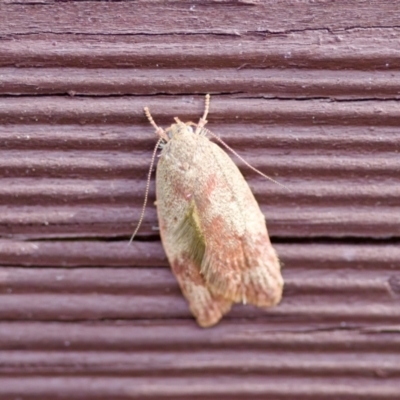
[133,95,283,328]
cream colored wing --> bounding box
[155,135,232,327]
[188,135,283,307]
[156,128,282,327]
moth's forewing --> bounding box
[156,124,283,327]
[156,128,232,327]
[192,138,283,306]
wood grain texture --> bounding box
[1,0,400,398]
[1,31,400,69]
[2,0,400,36]
[0,99,399,238]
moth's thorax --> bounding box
[167,122,194,140]
[161,122,200,164]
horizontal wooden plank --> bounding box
[1,96,400,125]
[2,0,400,36]
[1,350,399,376]
[0,376,399,400]
[1,30,400,69]
[1,241,399,269]
[1,179,398,206]
[0,240,166,267]
[1,151,399,180]
[1,124,397,152]
[0,292,398,323]
[1,67,400,99]
[0,267,391,295]
[1,321,399,351]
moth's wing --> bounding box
[156,142,232,328]
[162,202,232,327]
[193,139,284,307]
[170,257,232,328]
[203,228,283,308]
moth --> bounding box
[135,95,283,327]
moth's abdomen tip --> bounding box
[196,300,232,328]
[260,278,284,308]
[196,316,221,329]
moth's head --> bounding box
[166,118,194,139]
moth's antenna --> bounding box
[129,137,164,245]
[144,107,169,142]
[203,127,290,191]
[202,94,210,120]
[195,94,210,135]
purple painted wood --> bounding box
[0,0,399,398]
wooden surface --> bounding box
[1,0,400,399]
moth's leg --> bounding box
[195,94,210,135]
[157,140,167,150]
[170,258,232,328]
[144,106,169,142]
